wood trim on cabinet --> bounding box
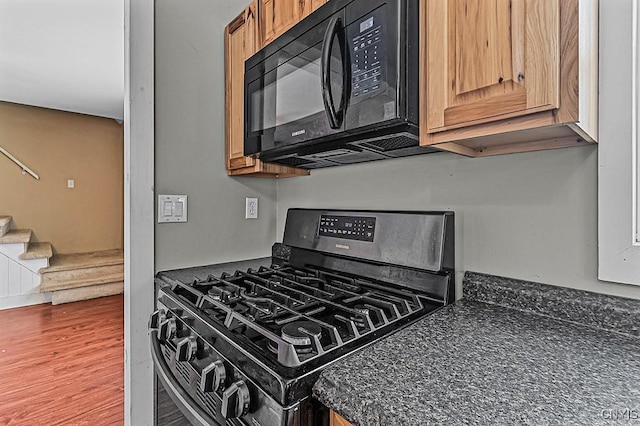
[227,159,310,177]
[330,411,353,426]
[224,1,309,177]
[420,0,598,157]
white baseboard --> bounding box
[0,292,51,311]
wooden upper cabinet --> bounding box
[224,1,309,177]
[295,0,327,20]
[260,0,295,46]
[225,3,258,171]
[427,0,559,131]
[421,0,598,157]
[260,0,328,47]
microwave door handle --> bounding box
[338,18,350,126]
[321,16,342,129]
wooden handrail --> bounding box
[0,146,40,180]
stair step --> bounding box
[0,216,11,237]
[40,249,123,273]
[19,242,53,261]
[51,281,124,305]
[40,265,124,292]
[0,229,32,245]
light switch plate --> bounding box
[158,195,188,223]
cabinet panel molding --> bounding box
[421,0,598,157]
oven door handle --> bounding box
[150,330,219,426]
[321,15,348,129]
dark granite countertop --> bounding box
[314,272,640,425]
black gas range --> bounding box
[150,209,454,426]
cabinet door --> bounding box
[426,0,560,132]
[260,0,295,46]
[225,2,258,170]
[298,0,328,19]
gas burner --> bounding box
[266,339,279,354]
[207,284,240,304]
[279,321,323,354]
[246,300,278,323]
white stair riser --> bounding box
[0,254,42,307]
[0,243,48,273]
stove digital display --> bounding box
[318,215,376,242]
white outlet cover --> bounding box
[67,179,75,188]
[158,195,188,223]
[246,197,258,219]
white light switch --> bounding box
[67,179,75,189]
[158,195,188,223]
[163,201,173,216]
[175,201,184,216]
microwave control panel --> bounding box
[319,215,376,242]
[351,16,384,99]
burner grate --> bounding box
[167,264,426,368]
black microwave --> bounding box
[244,0,438,169]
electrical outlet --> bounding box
[67,179,75,189]
[246,198,258,219]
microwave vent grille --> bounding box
[272,157,316,167]
[326,150,388,164]
[359,135,418,152]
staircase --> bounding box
[0,215,123,309]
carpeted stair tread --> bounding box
[0,216,11,227]
[40,249,123,273]
[40,270,124,292]
[0,216,12,238]
[19,242,53,260]
[51,281,124,305]
[0,229,32,244]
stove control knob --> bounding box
[200,360,226,393]
[148,310,166,330]
[159,318,176,341]
[176,335,197,362]
[221,380,250,419]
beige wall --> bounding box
[0,101,123,254]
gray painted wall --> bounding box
[155,0,277,271]
[277,147,640,300]
[154,0,640,301]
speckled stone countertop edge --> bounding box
[463,271,640,339]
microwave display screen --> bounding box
[352,18,383,99]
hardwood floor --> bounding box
[0,295,124,425]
